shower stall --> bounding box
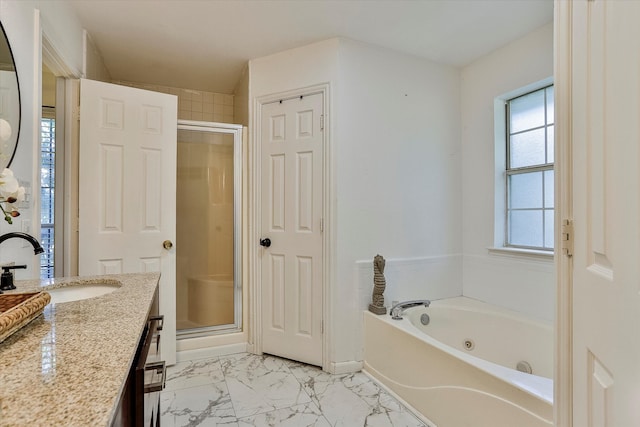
[175,120,243,338]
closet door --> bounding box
[260,93,324,366]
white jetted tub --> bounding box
[363,297,553,427]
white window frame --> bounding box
[492,78,554,259]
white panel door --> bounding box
[570,1,640,425]
[260,93,323,366]
[79,79,177,364]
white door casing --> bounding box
[561,1,640,425]
[259,92,324,366]
[78,79,177,365]
[553,1,573,425]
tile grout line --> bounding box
[219,355,241,424]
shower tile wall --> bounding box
[112,80,234,123]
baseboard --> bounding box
[327,360,363,375]
[246,342,257,354]
[176,342,247,362]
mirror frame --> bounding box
[0,20,21,170]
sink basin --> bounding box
[46,283,120,304]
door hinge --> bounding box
[561,219,574,257]
[320,218,324,233]
[320,114,324,130]
[321,320,324,334]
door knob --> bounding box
[163,240,173,250]
[259,238,271,248]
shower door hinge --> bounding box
[561,219,574,257]
[320,115,324,130]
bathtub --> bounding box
[363,297,553,427]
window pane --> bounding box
[40,116,56,279]
[41,226,55,279]
[510,90,545,133]
[544,170,554,208]
[509,171,543,209]
[547,125,554,164]
[509,210,543,247]
[40,188,54,224]
[510,128,546,168]
[504,85,553,251]
[546,86,554,125]
[544,210,555,249]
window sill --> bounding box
[487,246,554,261]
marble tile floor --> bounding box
[160,352,430,427]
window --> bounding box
[41,108,55,278]
[505,85,554,251]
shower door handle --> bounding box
[259,238,271,248]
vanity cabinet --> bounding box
[112,288,166,426]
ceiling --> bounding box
[68,0,553,94]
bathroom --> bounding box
[0,0,553,416]
[3,0,640,425]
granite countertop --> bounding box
[0,272,160,426]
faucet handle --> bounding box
[0,265,26,291]
[2,264,27,272]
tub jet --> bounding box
[420,313,430,325]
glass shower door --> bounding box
[175,122,242,337]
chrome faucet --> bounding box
[0,232,45,291]
[390,300,431,320]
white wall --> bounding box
[336,40,462,363]
[0,0,83,277]
[461,22,555,321]
[250,38,340,99]
[233,65,249,127]
[250,38,462,367]
[84,30,111,82]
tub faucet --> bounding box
[0,232,45,291]
[390,300,431,320]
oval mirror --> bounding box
[0,21,20,170]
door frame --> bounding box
[554,1,573,425]
[39,12,83,278]
[249,83,333,371]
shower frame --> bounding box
[176,119,243,339]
